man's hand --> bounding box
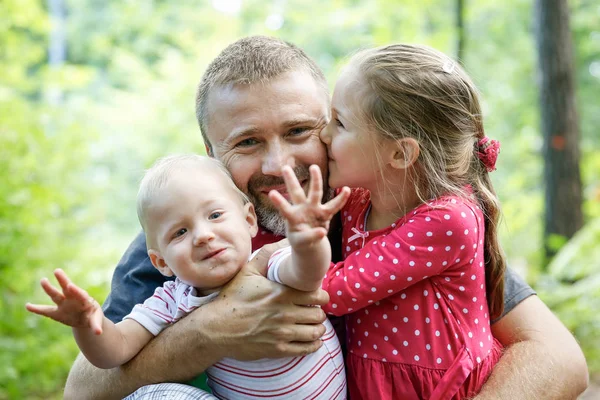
[26,268,104,334]
[204,239,330,361]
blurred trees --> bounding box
[1,0,599,398]
[534,0,583,261]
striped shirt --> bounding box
[125,250,346,399]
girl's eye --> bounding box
[335,118,345,129]
[174,228,187,238]
[209,211,223,220]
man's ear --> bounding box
[390,138,420,170]
[148,249,174,277]
[204,143,213,157]
[244,202,259,238]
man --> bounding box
[64,36,588,399]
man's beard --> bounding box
[246,166,334,236]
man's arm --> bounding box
[473,276,588,399]
[64,241,329,400]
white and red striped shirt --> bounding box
[125,249,346,399]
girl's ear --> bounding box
[244,202,259,238]
[148,250,174,277]
[390,138,420,170]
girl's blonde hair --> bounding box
[349,44,505,319]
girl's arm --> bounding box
[26,269,153,369]
[322,200,482,316]
[268,165,350,291]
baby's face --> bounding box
[146,168,257,291]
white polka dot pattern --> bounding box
[320,188,500,396]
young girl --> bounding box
[270,44,505,400]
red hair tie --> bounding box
[476,137,500,172]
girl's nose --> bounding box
[320,122,332,145]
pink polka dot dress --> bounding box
[322,188,503,400]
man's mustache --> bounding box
[248,166,312,190]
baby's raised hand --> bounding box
[26,269,104,335]
[269,165,350,249]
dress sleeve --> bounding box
[123,280,179,336]
[322,200,481,316]
[102,231,174,323]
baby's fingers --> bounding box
[64,281,93,304]
[25,302,58,318]
[322,186,351,216]
[54,268,74,293]
[281,166,306,204]
[40,278,65,305]
[307,165,324,205]
[268,190,296,220]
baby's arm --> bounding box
[26,269,153,369]
[269,165,350,291]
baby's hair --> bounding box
[349,44,506,319]
[136,154,249,248]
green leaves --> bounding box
[1,0,599,396]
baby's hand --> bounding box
[269,165,350,249]
[26,269,104,335]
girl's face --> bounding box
[320,67,386,190]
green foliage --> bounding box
[537,218,600,373]
[1,0,599,397]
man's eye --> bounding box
[174,228,187,237]
[335,118,345,129]
[288,127,309,136]
[209,211,223,220]
[235,138,258,147]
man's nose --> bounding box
[261,143,294,176]
[193,225,215,246]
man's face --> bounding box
[205,70,330,235]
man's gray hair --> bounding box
[195,35,328,152]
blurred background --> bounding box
[1,0,599,398]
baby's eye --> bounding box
[174,228,187,237]
[335,118,345,129]
[209,211,223,220]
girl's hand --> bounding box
[26,268,104,335]
[269,165,350,249]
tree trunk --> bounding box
[533,0,583,262]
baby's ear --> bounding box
[244,202,259,238]
[390,138,420,170]
[148,250,174,277]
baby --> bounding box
[27,154,348,399]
